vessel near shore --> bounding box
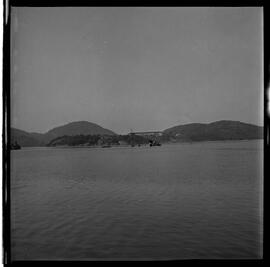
[149,140,161,147]
[11,142,21,150]
[102,145,112,148]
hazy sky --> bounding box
[11,7,263,134]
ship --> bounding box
[102,144,111,148]
[11,141,21,150]
[149,140,161,147]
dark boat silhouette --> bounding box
[149,140,161,147]
[102,144,111,148]
[11,141,21,150]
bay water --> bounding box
[11,140,263,260]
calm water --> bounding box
[11,140,263,260]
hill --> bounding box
[45,121,116,140]
[11,120,263,147]
[163,120,263,142]
[11,121,116,147]
[11,128,46,147]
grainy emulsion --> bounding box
[11,140,263,260]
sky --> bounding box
[11,7,263,134]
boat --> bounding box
[11,142,21,150]
[102,145,111,148]
[149,140,161,147]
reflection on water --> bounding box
[11,140,263,260]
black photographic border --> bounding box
[2,0,267,265]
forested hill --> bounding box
[11,120,263,147]
[11,121,116,147]
[163,120,263,141]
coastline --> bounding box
[14,139,263,150]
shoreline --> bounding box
[15,139,263,150]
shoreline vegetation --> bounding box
[11,120,263,148]
[46,134,162,147]
[13,139,263,150]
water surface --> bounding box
[11,140,263,260]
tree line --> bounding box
[46,134,153,147]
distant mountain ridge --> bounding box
[11,120,263,147]
[163,120,263,142]
[11,128,45,147]
[11,121,116,147]
[45,121,115,139]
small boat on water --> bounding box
[11,142,21,150]
[102,145,111,148]
[149,140,161,147]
